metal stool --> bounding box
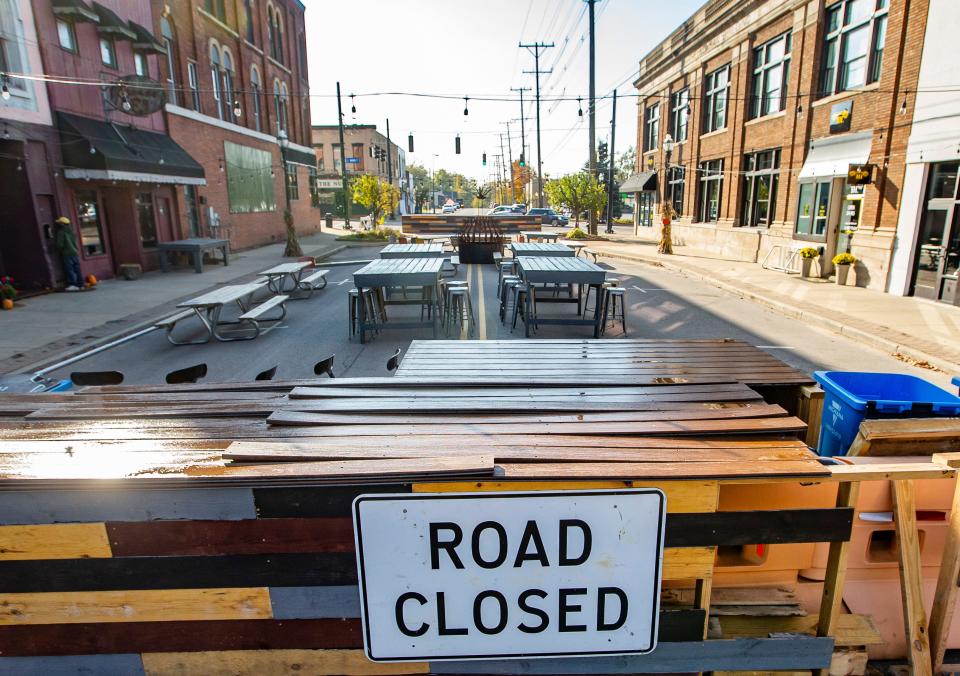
[497,259,518,291]
[510,283,537,332]
[499,277,522,322]
[348,288,382,337]
[442,280,468,323]
[583,279,619,316]
[602,286,627,335]
[446,285,475,336]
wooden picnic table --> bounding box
[175,282,267,342]
[521,231,559,242]
[510,242,576,257]
[157,238,229,274]
[352,257,445,344]
[259,261,312,294]
[517,256,607,337]
[379,243,445,258]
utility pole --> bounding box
[510,88,530,171]
[499,133,509,204]
[385,118,394,219]
[587,0,598,233]
[505,122,515,203]
[336,82,350,227]
[605,89,617,234]
[520,42,553,208]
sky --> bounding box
[303,0,705,182]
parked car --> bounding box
[441,204,457,213]
[486,206,515,216]
[509,204,526,214]
[526,207,569,226]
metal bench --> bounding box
[441,255,460,277]
[155,310,211,346]
[297,268,329,292]
[585,248,599,263]
[234,295,289,339]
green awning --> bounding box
[92,2,136,40]
[52,0,99,23]
[127,21,166,54]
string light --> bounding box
[218,158,224,172]
[577,97,583,117]
[89,145,96,155]
[796,104,803,118]
[899,96,908,115]
[2,124,8,140]
[233,100,242,118]
[463,97,469,116]
[16,161,22,171]
[350,94,356,114]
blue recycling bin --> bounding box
[812,371,960,456]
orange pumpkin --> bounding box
[2,298,13,310]
[85,274,97,286]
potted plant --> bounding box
[0,276,17,309]
[832,252,856,286]
[798,247,820,278]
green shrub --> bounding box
[564,227,589,240]
[336,227,399,242]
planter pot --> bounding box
[800,258,814,278]
[835,264,850,286]
[1,298,13,310]
[119,264,142,281]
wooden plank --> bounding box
[0,588,273,625]
[499,460,827,481]
[289,384,756,399]
[203,456,493,480]
[665,509,853,546]
[799,385,824,448]
[0,523,112,560]
[140,649,426,676]
[0,655,146,675]
[717,614,882,646]
[849,418,960,457]
[413,480,720,513]
[891,480,933,676]
[930,456,960,672]
[827,463,956,482]
[269,585,361,619]
[254,484,412,518]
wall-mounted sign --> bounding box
[316,178,343,189]
[847,163,875,186]
[345,157,361,164]
[107,75,165,116]
[830,100,853,133]
[353,489,666,662]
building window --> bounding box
[750,32,791,118]
[643,103,660,152]
[250,66,262,132]
[697,159,723,223]
[134,51,147,77]
[225,140,276,213]
[273,80,288,134]
[820,0,889,97]
[332,143,342,173]
[308,166,319,206]
[286,162,299,201]
[703,65,729,133]
[795,180,832,238]
[1,0,28,100]
[74,190,106,257]
[244,0,255,43]
[205,0,226,21]
[742,149,780,227]
[160,18,177,105]
[56,18,77,52]
[267,4,284,62]
[221,49,235,123]
[352,143,364,171]
[210,43,223,120]
[667,166,685,215]
[187,61,201,112]
[317,146,325,172]
[670,89,689,142]
[135,192,157,248]
[100,37,116,69]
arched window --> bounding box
[273,79,287,135]
[160,17,178,105]
[274,9,284,63]
[266,3,276,59]
[209,41,223,120]
[243,0,255,43]
[221,48,235,123]
[280,82,289,134]
[250,66,262,132]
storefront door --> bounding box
[910,162,960,305]
[638,192,655,228]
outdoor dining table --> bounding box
[175,281,269,342]
[564,241,588,256]
[516,256,608,338]
[521,231,559,242]
[379,243,445,258]
[352,257,445,343]
[259,261,312,294]
[510,242,576,257]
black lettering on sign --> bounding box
[513,520,549,567]
[517,588,549,634]
[437,592,468,636]
[559,519,592,566]
[473,590,509,635]
[429,522,464,570]
[471,521,508,569]
[395,592,429,637]
[558,588,588,632]
[597,587,629,631]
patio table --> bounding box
[158,238,229,273]
[353,257,445,343]
[510,242,576,258]
[175,281,269,342]
[521,231,560,242]
[517,256,608,338]
[259,261,312,294]
[379,243,445,258]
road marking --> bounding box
[335,278,351,286]
[630,286,669,293]
[259,323,289,336]
[475,263,487,339]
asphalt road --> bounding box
[46,247,947,387]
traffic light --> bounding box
[408,134,414,152]
[519,153,525,168]
[482,153,487,166]
[455,135,461,155]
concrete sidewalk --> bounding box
[0,230,354,374]
[591,233,960,375]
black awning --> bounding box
[57,111,205,185]
[52,0,99,23]
[284,145,317,168]
[127,21,166,54]
[620,170,658,193]
[92,2,136,40]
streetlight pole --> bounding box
[660,133,675,255]
[386,119,395,220]
[336,82,350,227]
[431,153,438,214]
[605,89,617,234]
[278,130,291,213]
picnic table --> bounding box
[175,282,269,342]
[158,238,229,274]
[517,256,607,337]
[379,243,445,258]
[564,240,588,256]
[521,231,559,242]
[510,242,576,257]
[259,261,312,293]
[352,257,445,344]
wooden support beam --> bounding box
[695,575,714,640]
[815,481,860,676]
[798,385,824,449]
[930,463,960,673]
[892,480,933,676]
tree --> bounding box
[352,175,400,225]
[544,172,607,230]
[414,184,430,213]
[658,201,676,255]
[472,184,491,209]
[283,209,302,257]
[615,146,636,184]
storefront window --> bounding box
[929,162,959,200]
[74,190,106,256]
[795,180,831,238]
[638,192,655,228]
[839,185,864,254]
[741,149,780,227]
[697,159,723,223]
[668,166,685,215]
[286,163,299,201]
[136,193,157,248]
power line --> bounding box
[521,41,554,207]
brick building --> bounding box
[311,123,409,214]
[628,0,928,290]
[151,0,319,251]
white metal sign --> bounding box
[353,489,665,662]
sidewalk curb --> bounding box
[596,248,960,375]
[14,243,351,376]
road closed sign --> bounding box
[352,489,666,662]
